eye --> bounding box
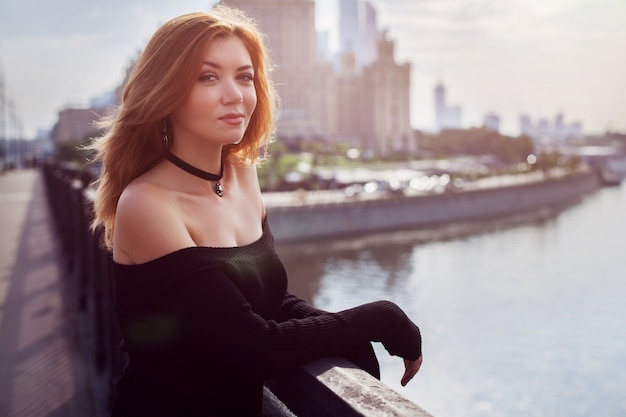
[238,73,254,83]
[199,73,218,82]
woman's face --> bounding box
[170,35,257,149]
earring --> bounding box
[162,118,169,147]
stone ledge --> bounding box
[268,357,433,417]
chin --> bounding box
[230,136,244,145]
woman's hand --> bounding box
[401,354,423,386]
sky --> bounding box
[1,0,625,138]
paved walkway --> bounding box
[0,169,96,417]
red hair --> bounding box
[89,5,277,249]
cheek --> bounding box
[247,90,258,112]
[189,91,214,110]
[173,95,209,129]
[176,94,198,117]
[183,93,216,123]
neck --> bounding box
[165,151,226,197]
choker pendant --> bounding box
[165,151,225,197]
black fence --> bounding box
[42,163,123,414]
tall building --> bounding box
[337,50,361,145]
[339,0,380,69]
[339,0,360,60]
[222,0,412,155]
[434,82,462,131]
[360,31,414,154]
[434,83,445,128]
[483,112,500,132]
[361,2,379,67]
[519,113,583,143]
[520,114,533,137]
[223,0,337,139]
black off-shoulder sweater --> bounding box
[110,219,421,417]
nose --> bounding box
[221,78,243,105]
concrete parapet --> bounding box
[268,357,434,417]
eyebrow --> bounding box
[202,61,254,72]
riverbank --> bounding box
[265,170,601,244]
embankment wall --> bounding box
[266,172,600,243]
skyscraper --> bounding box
[519,113,583,142]
[223,0,413,154]
[434,83,445,128]
[434,82,462,131]
[360,31,413,154]
[223,0,337,138]
[483,112,500,132]
[339,0,380,69]
[361,2,379,67]
[339,0,360,59]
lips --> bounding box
[219,112,245,125]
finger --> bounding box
[401,370,412,386]
[401,355,423,386]
[401,368,415,386]
[401,360,413,386]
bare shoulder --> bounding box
[113,178,195,265]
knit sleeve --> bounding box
[278,292,326,320]
[277,292,382,379]
[176,268,421,380]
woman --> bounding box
[90,5,422,417]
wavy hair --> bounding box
[89,5,277,249]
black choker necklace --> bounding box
[165,152,224,197]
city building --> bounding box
[359,31,414,154]
[519,113,583,143]
[49,1,413,156]
[223,0,337,140]
[223,0,413,155]
[483,112,501,132]
[361,2,380,68]
[52,107,107,144]
[336,50,361,145]
[338,0,379,69]
[434,82,462,131]
[339,0,360,63]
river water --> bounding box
[276,182,626,417]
